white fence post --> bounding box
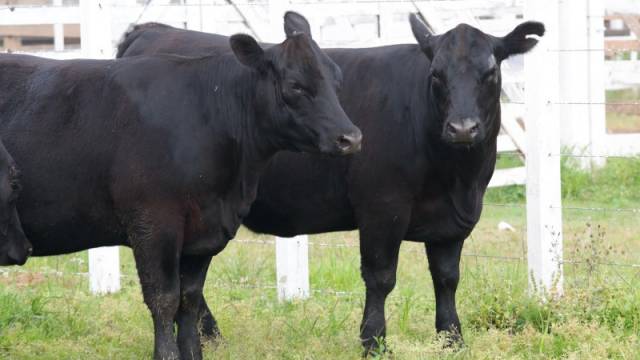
[80,0,114,59]
[524,0,563,298]
[558,0,606,168]
[276,235,310,301]
[81,0,120,294]
[88,246,121,294]
[587,0,606,168]
[53,0,64,51]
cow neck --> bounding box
[203,56,277,216]
[418,83,498,228]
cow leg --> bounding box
[198,293,222,340]
[358,205,410,355]
[172,266,221,343]
[130,210,183,360]
[176,255,211,360]
[425,239,464,344]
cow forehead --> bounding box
[439,24,493,62]
[436,24,495,71]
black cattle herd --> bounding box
[0,11,544,359]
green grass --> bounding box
[1,159,639,359]
[487,155,640,206]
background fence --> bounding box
[0,0,638,302]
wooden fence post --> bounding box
[558,0,606,168]
[88,246,121,294]
[276,235,310,301]
[587,0,606,168]
[80,0,121,295]
[524,0,563,298]
[80,0,114,59]
[53,0,65,51]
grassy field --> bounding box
[1,159,639,359]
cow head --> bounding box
[0,142,31,266]
[410,14,544,147]
[229,11,362,155]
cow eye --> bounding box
[10,180,21,192]
[291,83,307,95]
[431,71,445,87]
[8,166,21,193]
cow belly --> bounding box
[182,216,237,257]
[243,198,357,237]
[182,233,230,256]
[28,221,128,256]
[182,199,244,257]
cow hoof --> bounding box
[200,323,223,345]
[154,350,180,360]
[361,338,391,358]
[440,331,464,349]
[201,332,224,347]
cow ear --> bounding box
[409,13,436,60]
[495,21,545,60]
[230,34,265,69]
[284,11,312,39]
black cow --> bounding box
[118,14,544,353]
[0,12,360,360]
[0,140,30,266]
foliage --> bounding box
[485,154,640,206]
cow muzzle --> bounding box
[444,118,480,145]
[5,236,33,265]
[335,130,363,155]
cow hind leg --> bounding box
[175,255,214,360]
[198,294,222,341]
[173,292,221,343]
[425,240,464,345]
[129,209,184,360]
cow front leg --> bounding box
[357,205,410,355]
[175,255,212,360]
[425,239,464,345]
[130,211,183,360]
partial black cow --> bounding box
[118,14,543,353]
[0,12,360,360]
[0,140,30,266]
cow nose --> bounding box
[446,118,479,143]
[8,244,31,265]
[336,131,363,154]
